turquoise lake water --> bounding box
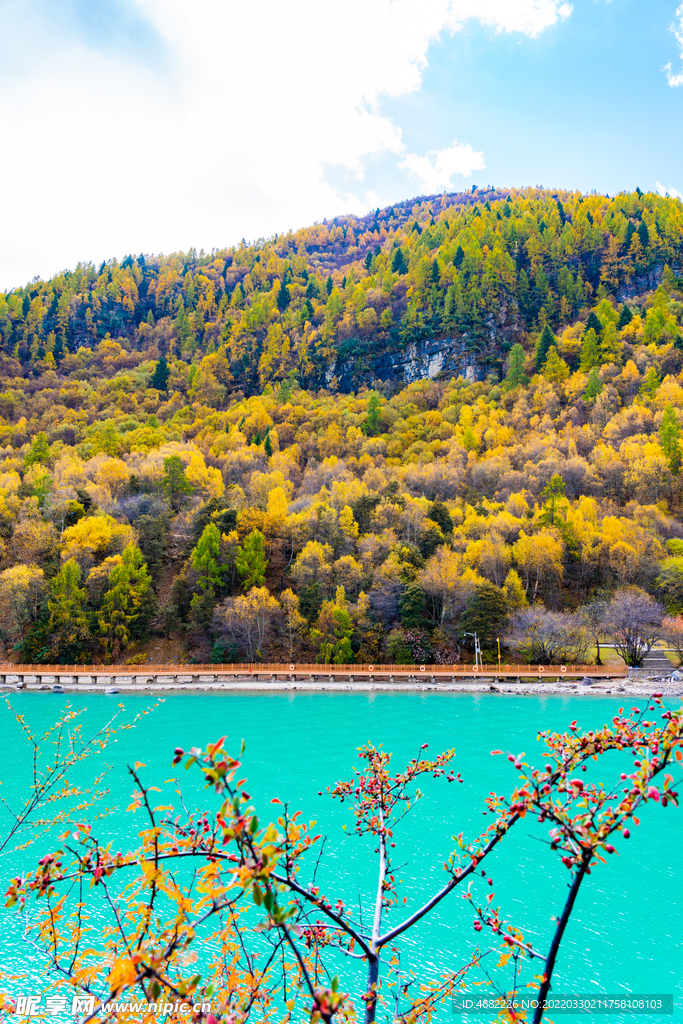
[0,691,680,1023]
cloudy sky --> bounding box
[0,0,682,289]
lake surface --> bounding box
[0,691,680,1023]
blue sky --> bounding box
[0,0,682,288]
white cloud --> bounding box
[665,4,683,85]
[400,140,486,191]
[656,181,683,199]
[0,0,573,288]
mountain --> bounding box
[1,186,683,667]
[3,186,681,398]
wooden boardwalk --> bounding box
[0,661,629,685]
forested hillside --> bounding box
[1,187,683,666]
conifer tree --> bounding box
[25,432,50,469]
[391,248,408,274]
[660,405,682,475]
[191,523,222,597]
[504,343,527,389]
[150,356,170,392]
[47,558,89,661]
[162,455,193,511]
[535,324,555,371]
[235,530,268,590]
[584,368,604,401]
[617,304,633,330]
[98,545,151,660]
[579,327,601,371]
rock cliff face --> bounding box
[331,299,525,391]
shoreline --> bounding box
[2,675,681,697]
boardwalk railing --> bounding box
[0,662,629,683]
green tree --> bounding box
[47,558,90,662]
[579,327,601,371]
[534,324,555,371]
[150,356,170,392]
[541,345,569,383]
[97,544,152,660]
[399,581,427,628]
[191,522,222,597]
[584,368,604,401]
[25,432,50,469]
[264,426,273,458]
[391,248,408,274]
[365,393,381,435]
[640,366,661,398]
[235,530,268,590]
[504,343,528,389]
[539,473,567,528]
[660,405,682,474]
[459,581,509,651]
[617,305,633,329]
[162,455,193,511]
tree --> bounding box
[460,581,509,651]
[47,558,90,661]
[162,455,194,511]
[11,707,683,1024]
[505,607,589,664]
[0,565,45,644]
[584,367,603,400]
[579,600,608,665]
[150,356,170,392]
[579,327,600,371]
[280,588,306,659]
[24,431,51,469]
[512,530,564,603]
[215,585,280,660]
[399,581,427,628]
[191,522,222,597]
[365,393,381,435]
[659,404,682,475]
[534,324,555,371]
[541,345,569,383]
[235,529,268,590]
[655,557,683,613]
[538,473,567,528]
[504,343,528,389]
[97,544,152,659]
[420,546,477,627]
[605,586,664,666]
[391,247,407,274]
[640,366,660,398]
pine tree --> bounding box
[617,305,633,330]
[640,366,661,398]
[150,356,170,392]
[162,455,193,511]
[48,559,90,661]
[579,327,601,371]
[264,426,273,458]
[585,310,602,336]
[235,530,268,590]
[535,324,555,371]
[25,432,50,468]
[365,393,381,435]
[191,523,222,596]
[98,545,152,660]
[542,345,569,383]
[326,276,333,296]
[460,582,509,651]
[539,473,567,527]
[391,248,408,274]
[399,582,426,628]
[660,405,682,475]
[584,368,604,401]
[505,343,528,389]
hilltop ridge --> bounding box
[3,186,681,398]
